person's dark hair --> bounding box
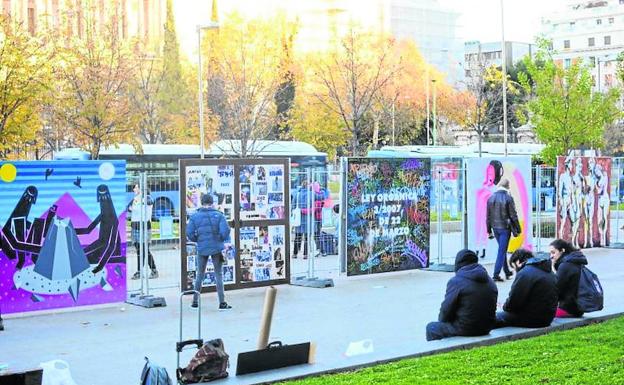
[490,160,504,185]
[201,194,214,206]
[509,248,533,266]
[549,239,576,256]
[333,204,339,214]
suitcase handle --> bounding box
[267,341,283,349]
[177,339,204,353]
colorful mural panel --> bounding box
[0,161,127,314]
[556,156,611,248]
[466,157,533,258]
[346,158,431,276]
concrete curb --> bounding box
[260,312,624,385]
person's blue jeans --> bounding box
[493,228,511,278]
[193,253,225,305]
[425,321,458,341]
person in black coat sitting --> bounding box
[495,249,558,328]
[550,239,586,318]
[426,249,498,341]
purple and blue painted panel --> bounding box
[0,161,127,314]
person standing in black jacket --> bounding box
[487,178,521,282]
[550,239,586,318]
[426,249,498,341]
[495,249,558,328]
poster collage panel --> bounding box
[186,165,235,220]
[239,225,286,282]
[239,165,285,220]
[185,228,237,290]
[346,158,431,276]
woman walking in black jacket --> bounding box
[549,239,586,318]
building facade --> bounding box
[1,0,164,44]
[213,0,463,84]
[542,0,624,91]
[464,41,535,84]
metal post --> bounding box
[616,162,621,244]
[197,27,205,159]
[432,79,437,146]
[391,100,396,146]
[437,169,443,264]
[500,0,508,157]
[142,172,150,296]
[307,168,314,278]
[426,69,430,145]
[536,166,542,253]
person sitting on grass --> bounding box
[494,249,558,329]
[550,239,587,318]
[426,249,498,341]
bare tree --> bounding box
[206,16,290,158]
[310,29,398,155]
[463,58,504,157]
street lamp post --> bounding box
[432,79,437,146]
[426,68,430,145]
[391,99,396,146]
[197,22,219,159]
[500,0,508,157]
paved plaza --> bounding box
[1,247,623,385]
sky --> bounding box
[173,0,569,61]
[444,0,567,43]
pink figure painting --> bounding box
[475,160,504,258]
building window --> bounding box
[564,58,571,68]
[597,19,602,25]
[606,74,613,87]
[27,0,35,35]
[122,0,127,38]
[588,37,595,47]
[564,39,570,48]
[604,35,611,45]
[143,0,149,39]
[609,17,615,23]
[52,0,59,28]
[2,0,10,17]
[589,56,596,66]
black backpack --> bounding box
[141,357,173,385]
[576,266,604,313]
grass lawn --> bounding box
[284,317,624,385]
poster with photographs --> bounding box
[239,225,286,282]
[185,228,236,290]
[186,165,235,220]
[239,165,285,220]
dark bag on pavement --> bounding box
[319,232,337,255]
[177,338,229,384]
[141,357,173,385]
[576,266,604,313]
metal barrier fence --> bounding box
[289,169,342,281]
[131,159,624,289]
[126,173,181,294]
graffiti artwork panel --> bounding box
[0,161,127,314]
[346,158,431,276]
[556,156,611,248]
[466,157,533,259]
